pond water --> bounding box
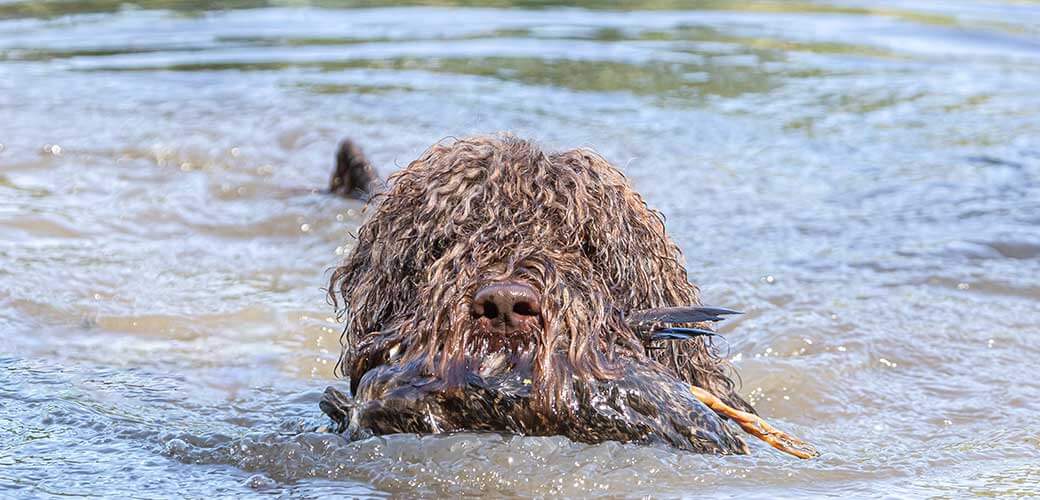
[1,0,1039,497]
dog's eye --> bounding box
[582,240,597,260]
[430,238,450,261]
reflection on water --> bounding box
[1,0,1039,496]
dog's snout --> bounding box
[472,281,541,327]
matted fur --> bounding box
[328,134,751,419]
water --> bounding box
[1,1,1039,497]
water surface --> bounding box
[2,0,1039,497]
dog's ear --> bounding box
[330,138,382,200]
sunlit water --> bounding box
[1,1,1039,497]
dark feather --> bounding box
[319,385,355,433]
[649,327,719,341]
[627,306,741,325]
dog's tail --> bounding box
[330,138,382,200]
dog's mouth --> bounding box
[349,278,743,403]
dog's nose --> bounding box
[472,281,541,327]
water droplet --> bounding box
[230,147,241,157]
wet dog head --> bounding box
[328,135,752,448]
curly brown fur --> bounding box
[327,134,753,450]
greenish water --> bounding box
[1,1,1038,497]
